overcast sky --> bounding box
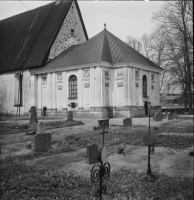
[0,0,165,42]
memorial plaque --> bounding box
[142,135,156,146]
[86,144,99,165]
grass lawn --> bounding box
[0,118,193,200]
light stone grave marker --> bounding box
[34,122,51,152]
[167,112,173,120]
[123,118,132,128]
[37,122,45,134]
[153,112,162,122]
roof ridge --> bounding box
[101,29,113,63]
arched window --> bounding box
[142,75,147,97]
[14,72,22,106]
[69,75,77,99]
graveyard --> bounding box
[0,114,193,200]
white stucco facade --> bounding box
[32,61,161,118]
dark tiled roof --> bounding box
[43,29,162,70]
[0,0,88,73]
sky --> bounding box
[0,0,165,42]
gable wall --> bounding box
[48,1,87,60]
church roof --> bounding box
[42,28,162,70]
[0,0,88,73]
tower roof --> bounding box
[0,0,88,73]
[43,29,162,71]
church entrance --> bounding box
[144,101,148,115]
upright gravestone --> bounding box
[154,112,162,122]
[67,111,73,122]
[123,118,132,128]
[34,122,51,152]
[167,112,173,120]
[30,106,38,124]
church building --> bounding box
[0,0,162,118]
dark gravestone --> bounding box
[167,112,173,120]
[30,106,38,124]
[123,118,132,128]
[67,111,73,122]
[34,122,51,152]
[154,112,162,122]
[86,144,99,165]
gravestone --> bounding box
[123,118,132,128]
[67,111,73,122]
[167,112,173,120]
[86,144,99,165]
[30,106,38,124]
[37,122,45,134]
[153,112,162,121]
[34,122,51,152]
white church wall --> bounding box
[51,72,56,110]
[48,1,87,60]
[128,66,133,106]
[123,66,129,106]
[0,72,14,114]
[82,68,90,109]
[115,68,124,107]
[56,72,63,110]
[0,70,37,116]
[95,66,101,108]
[78,69,83,109]
[90,67,95,108]
[62,71,67,110]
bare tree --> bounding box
[126,36,143,53]
[152,0,193,113]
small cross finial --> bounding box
[104,23,106,29]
